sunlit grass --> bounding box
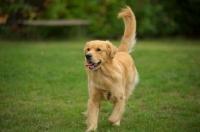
[0,39,199,132]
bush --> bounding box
[0,0,199,40]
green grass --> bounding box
[0,39,200,132]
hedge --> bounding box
[0,0,199,39]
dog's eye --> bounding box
[87,48,90,51]
[96,48,101,51]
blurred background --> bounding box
[0,0,200,40]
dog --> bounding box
[84,6,139,131]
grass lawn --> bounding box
[0,39,200,132]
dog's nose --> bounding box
[85,54,92,60]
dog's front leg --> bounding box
[86,98,100,131]
[108,91,125,126]
[86,91,101,131]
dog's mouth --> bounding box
[86,60,102,70]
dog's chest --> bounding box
[88,67,122,90]
[91,75,114,90]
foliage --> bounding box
[0,39,200,131]
[0,0,200,39]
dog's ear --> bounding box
[106,41,118,59]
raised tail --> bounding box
[118,6,136,53]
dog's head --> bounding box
[84,40,118,70]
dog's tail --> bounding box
[118,6,136,53]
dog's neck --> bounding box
[88,59,121,80]
[88,60,114,74]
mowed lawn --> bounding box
[0,39,199,132]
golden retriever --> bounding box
[84,6,139,131]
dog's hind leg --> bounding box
[125,70,139,101]
[125,83,134,101]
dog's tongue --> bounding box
[86,63,94,68]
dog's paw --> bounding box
[108,116,121,126]
[108,116,118,124]
[113,120,120,126]
[86,125,97,132]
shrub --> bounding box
[0,0,199,40]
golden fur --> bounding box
[84,6,139,131]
